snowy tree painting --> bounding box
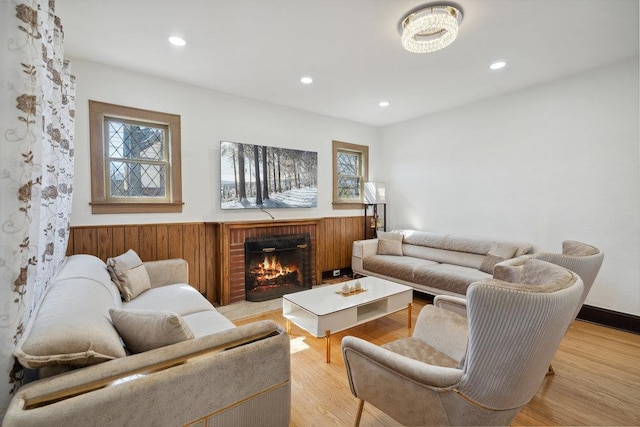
[220,141,318,209]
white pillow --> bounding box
[109,308,194,353]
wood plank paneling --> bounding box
[182,224,199,289]
[112,227,125,256]
[124,227,139,255]
[139,225,156,261]
[96,228,112,261]
[67,217,363,305]
[319,216,363,273]
[167,225,183,259]
[156,225,169,260]
[205,223,218,304]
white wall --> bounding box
[378,57,640,316]
[70,59,377,226]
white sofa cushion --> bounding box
[403,245,486,269]
[413,263,492,295]
[55,254,122,306]
[109,308,194,353]
[182,311,236,338]
[124,283,215,316]
[14,277,126,369]
[400,230,446,248]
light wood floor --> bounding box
[235,295,640,426]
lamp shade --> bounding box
[364,182,386,204]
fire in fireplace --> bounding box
[244,233,312,301]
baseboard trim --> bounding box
[577,305,640,334]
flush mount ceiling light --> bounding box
[300,76,313,84]
[168,36,186,47]
[399,3,463,53]
[490,61,507,70]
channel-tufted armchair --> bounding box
[494,240,603,321]
[342,259,584,426]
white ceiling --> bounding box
[56,0,639,127]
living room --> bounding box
[1,0,638,425]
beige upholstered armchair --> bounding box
[342,259,584,426]
[494,240,603,321]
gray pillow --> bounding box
[480,242,518,274]
[109,308,194,353]
[107,249,151,301]
[377,239,403,256]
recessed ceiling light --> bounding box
[168,36,186,47]
[300,76,313,85]
[379,101,390,107]
[490,61,507,70]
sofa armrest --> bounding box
[352,239,379,273]
[352,239,379,259]
[144,258,189,287]
[433,295,468,318]
[5,320,290,427]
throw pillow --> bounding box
[479,242,518,274]
[109,308,194,354]
[107,249,151,301]
[377,239,403,256]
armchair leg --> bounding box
[354,399,365,427]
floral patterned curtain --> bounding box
[0,0,75,414]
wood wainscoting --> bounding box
[67,223,214,300]
[67,216,363,306]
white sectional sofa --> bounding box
[5,254,290,427]
[352,230,532,297]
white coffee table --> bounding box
[282,276,413,362]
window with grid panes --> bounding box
[332,140,368,208]
[89,101,183,214]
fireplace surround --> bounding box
[216,219,321,304]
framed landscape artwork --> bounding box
[220,141,318,209]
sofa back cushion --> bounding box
[403,245,486,269]
[396,230,532,269]
[15,278,126,369]
[54,254,122,306]
[14,255,126,370]
[399,230,447,248]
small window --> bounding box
[89,101,183,214]
[332,140,369,208]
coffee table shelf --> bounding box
[282,277,413,362]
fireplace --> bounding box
[244,233,312,301]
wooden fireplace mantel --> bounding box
[209,218,323,305]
